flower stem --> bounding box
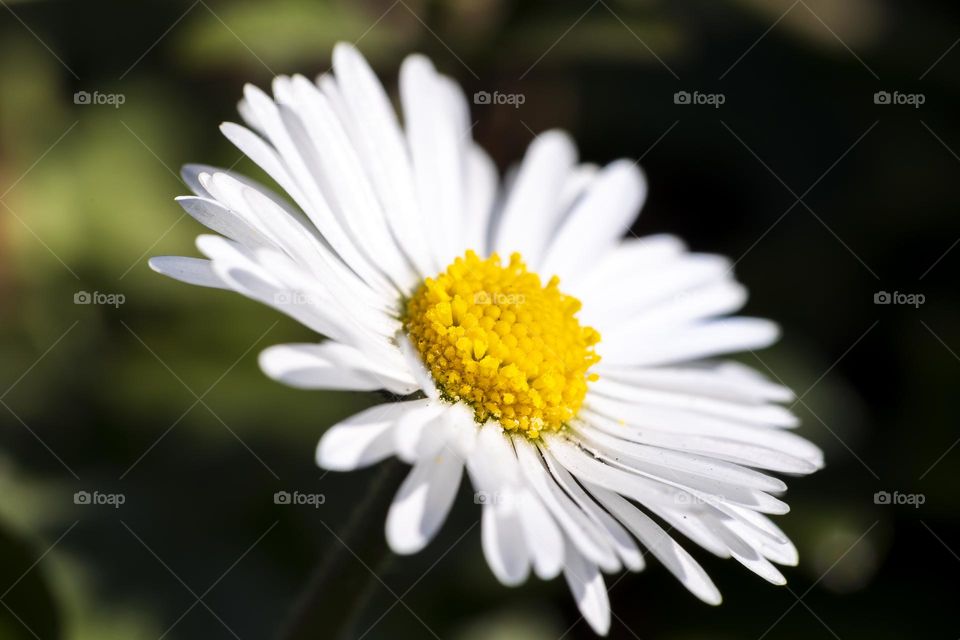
[276,458,407,640]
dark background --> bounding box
[1,0,958,638]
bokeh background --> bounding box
[1,0,958,638]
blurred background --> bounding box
[1,0,958,638]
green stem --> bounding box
[276,458,407,640]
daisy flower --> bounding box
[151,43,823,635]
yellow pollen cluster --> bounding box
[404,250,601,439]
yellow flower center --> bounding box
[404,250,600,439]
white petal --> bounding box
[466,425,531,586]
[578,253,731,327]
[175,195,272,249]
[198,236,342,340]
[463,145,498,256]
[563,541,611,636]
[599,280,747,337]
[539,159,647,282]
[513,438,620,571]
[251,248,402,350]
[480,497,530,586]
[647,505,732,558]
[597,318,781,367]
[398,334,440,400]
[572,422,787,494]
[386,444,464,554]
[515,487,565,579]
[724,506,799,566]
[544,434,787,516]
[181,164,300,218]
[581,401,823,467]
[332,43,436,277]
[554,164,599,220]
[199,235,386,359]
[149,256,230,290]
[400,55,467,267]
[582,410,817,475]
[442,403,480,459]
[587,383,799,428]
[284,75,417,289]
[237,96,265,136]
[594,363,795,404]
[589,485,723,606]
[577,435,790,516]
[545,435,685,507]
[393,401,446,464]
[493,130,577,266]
[565,234,686,293]
[202,172,307,258]
[197,164,392,321]
[243,190,398,325]
[315,74,352,135]
[540,446,645,572]
[454,425,563,579]
[315,401,419,470]
[223,97,395,297]
[258,342,416,395]
[711,521,786,585]
[216,122,312,221]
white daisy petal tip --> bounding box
[194,232,226,257]
[148,256,228,290]
[331,40,356,59]
[146,256,172,277]
[564,549,611,635]
[751,318,782,347]
[331,41,373,78]
[538,127,577,151]
[399,51,435,77]
[242,82,268,103]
